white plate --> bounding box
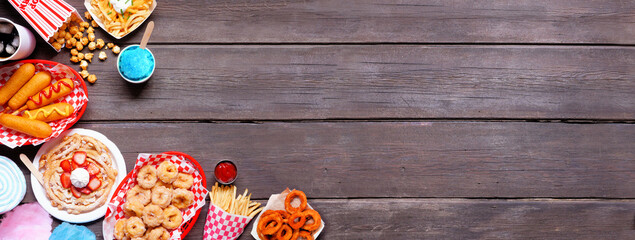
[31,128,126,223]
[84,0,157,39]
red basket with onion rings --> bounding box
[104,152,208,239]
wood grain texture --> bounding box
[5,121,633,199]
[19,45,634,120]
[39,199,635,239]
[2,0,634,44]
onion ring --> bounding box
[125,216,146,238]
[290,228,301,240]
[297,230,314,240]
[258,232,274,240]
[287,211,307,230]
[257,215,271,234]
[301,209,321,231]
[258,212,283,235]
[137,165,158,189]
[262,209,290,221]
[276,224,293,240]
[277,210,291,219]
[261,210,277,217]
[284,190,307,213]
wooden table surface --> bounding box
[1,1,634,239]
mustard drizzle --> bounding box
[23,104,71,120]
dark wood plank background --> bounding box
[1,0,634,239]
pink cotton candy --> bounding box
[0,203,52,240]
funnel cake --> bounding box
[39,133,118,214]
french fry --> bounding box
[209,183,262,217]
[91,0,153,37]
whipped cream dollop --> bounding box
[70,168,89,188]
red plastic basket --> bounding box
[0,59,88,145]
[107,152,207,238]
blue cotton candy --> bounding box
[49,222,96,240]
[118,45,155,81]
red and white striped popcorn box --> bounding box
[0,61,88,148]
[8,0,82,51]
[103,153,209,240]
[203,203,253,240]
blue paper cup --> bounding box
[117,45,155,84]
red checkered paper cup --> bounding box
[203,204,252,240]
[0,61,88,148]
[8,0,81,51]
[103,153,209,240]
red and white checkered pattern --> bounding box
[203,204,252,240]
[103,153,208,240]
[8,0,80,50]
[0,62,88,148]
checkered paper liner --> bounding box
[0,62,88,148]
[203,203,252,240]
[103,153,208,240]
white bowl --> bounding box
[117,45,155,84]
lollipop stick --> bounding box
[139,21,154,49]
[19,154,44,186]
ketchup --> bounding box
[214,161,237,184]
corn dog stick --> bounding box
[10,105,27,115]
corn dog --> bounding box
[0,63,35,106]
[26,78,74,110]
[8,72,52,110]
[0,113,52,138]
[23,103,74,122]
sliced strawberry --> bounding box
[86,163,100,177]
[60,172,71,188]
[70,186,81,198]
[71,161,79,171]
[87,178,101,191]
[73,151,87,166]
[78,187,92,194]
[60,160,72,172]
